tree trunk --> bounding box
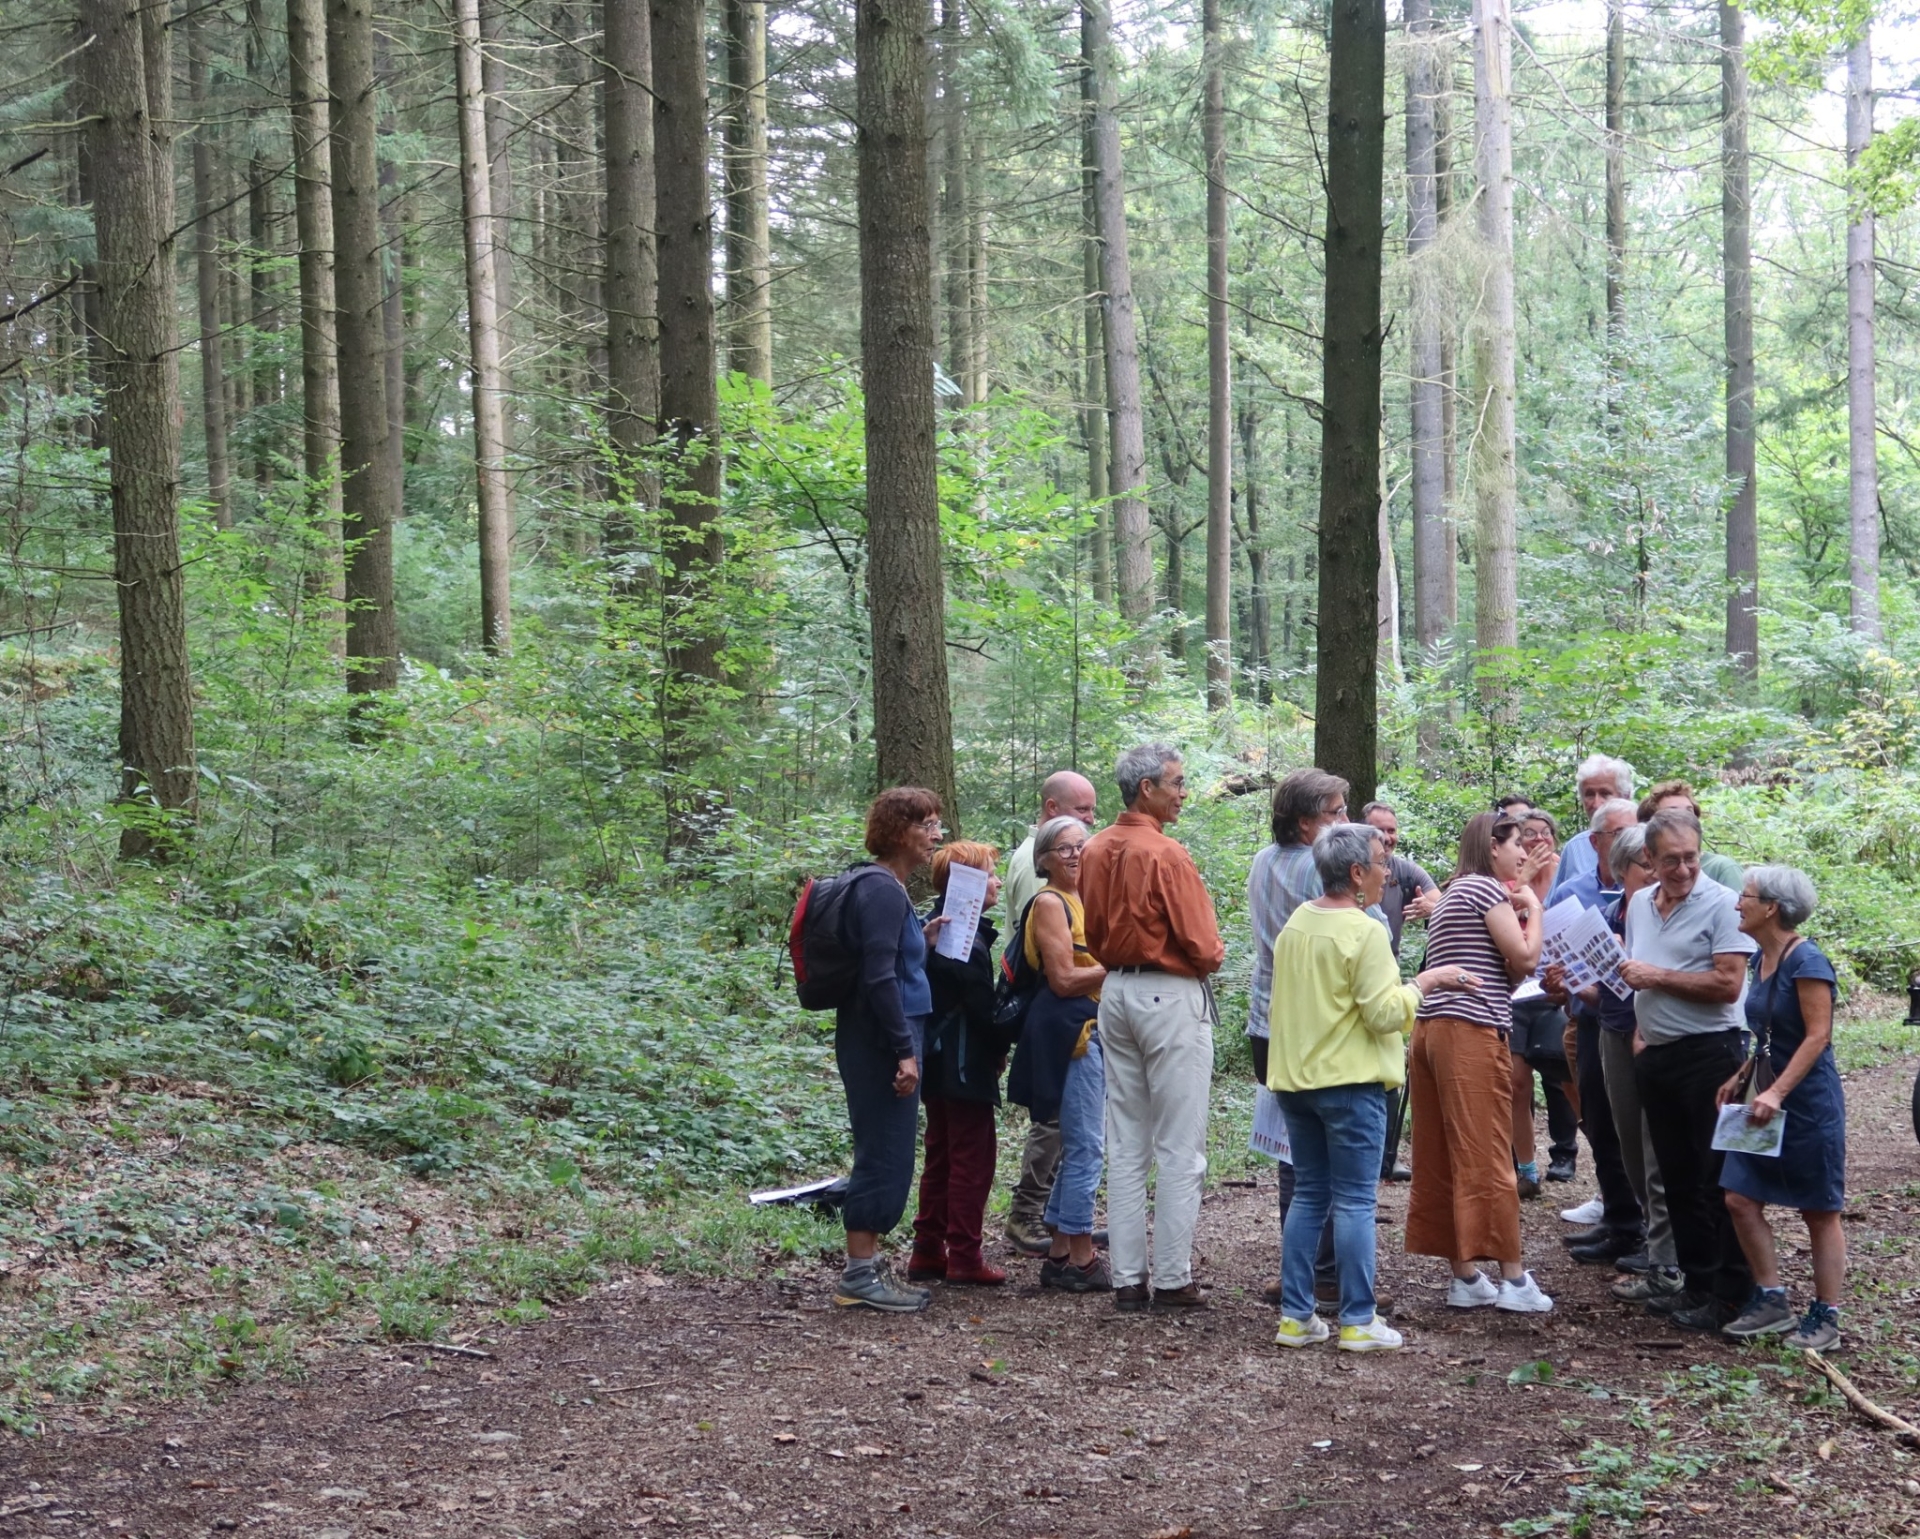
[1313,0,1386,808]
[247,0,280,492]
[1437,78,1458,630]
[328,0,400,691]
[603,0,658,555]
[1721,1,1758,675]
[857,0,958,817]
[1604,0,1626,367]
[378,135,406,498]
[1084,0,1152,626]
[456,0,514,654]
[479,0,517,484]
[1846,28,1880,640]
[967,135,988,406]
[82,0,198,852]
[940,1,971,405]
[1079,53,1111,605]
[1240,390,1272,703]
[1202,0,1231,711]
[286,0,344,616]
[723,0,773,384]
[653,0,725,702]
[1471,0,1518,673]
[1407,0,1450,653]
[189,27,233,529]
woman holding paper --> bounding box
[1007,815,1110,1291]
[910,841,1008,1287]
[1510,810,1579,1193]
[1715,865,1847,1350]
[1404,813,1556,1314]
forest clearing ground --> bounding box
[3,1052,1919,1539]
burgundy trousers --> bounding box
[912,1096,999,1270]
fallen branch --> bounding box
[395,1341,494,1360]
[1806,1349,1920,1446]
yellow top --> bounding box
[1265,902,1417,1093]
[1023,886,1101,1002]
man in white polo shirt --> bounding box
[1621,806,1757,1334]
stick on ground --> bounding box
[1806,1349,1920,1446]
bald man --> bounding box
[1003,770,1101,1255]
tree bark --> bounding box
[940,0,971,405]
[1846,28,1880,640]
[189,26,233,529]
[478,0,517,484]
[1604,0,1626,366]
[1721,1,1758,674]
[857,0,958,817]
[723,0,773,384]
[82,0,198,852]
[328,0,400,691]
[1313,0,1385,807]
[1084,0,1152,626]
[247,0,280,492]
[456,0,514,654]
[1079,45,1111,604]
[1471,0,1518,673]
[1406,0,1450,654]
[652,0,725,698]
[1203,0,1231,711]
[603,0,658,548]
[286,0,344,616]
[1240,388,1272,702]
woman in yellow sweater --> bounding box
[1269,823,1481,1352]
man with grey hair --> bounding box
[1548,754,1636,902]
[999,769,1101,1256]
[1621,806,1757,1332]
[1079,744,1225,1310]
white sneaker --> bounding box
[1495,1271,1555,1313]
[1274,1313,1330,1348]
[1560,1196,1604,1224]
[1337,1314,1404,1352]
[1447,1271,1501,1309]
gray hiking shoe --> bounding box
[1722,1288,1795,1340]
[1044,1255,1112,1293]
[1611,1266,1683,1303]
[834,1260,932,1313]
[1784,1301,1841,1352]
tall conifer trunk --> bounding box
[327,0,400,691]
[82,0,198,851]
[189,25,233,529]
[1079,33,1111,604]
[1721,1,1758,674]
[1406,0,1450,654]
[723,0,773,383]
[1846,28,1880,640]
[1471,0,1518,674]
[857,0,958,817]
[603,0,658,563]
[1202,0,1231,711]
[1314,0,1386,806]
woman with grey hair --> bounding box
[1716,865,1847,1349]
[1266,823,1479,1351]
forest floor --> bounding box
[3,1056,1919,1539]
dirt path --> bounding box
[5,1059,1919,1539]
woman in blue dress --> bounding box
[1716,865,1846,1350]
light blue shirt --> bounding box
[1548,830,1598,903]
[1246,842,1387,1040]
[1622,879,1754,1045]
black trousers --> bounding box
[836,1014,926,1236]
[1635,1030,1752,1303]
[1575,1016,1642,1237]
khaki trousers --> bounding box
[1598,1027,1677,1268]
[1099,971,1213,1291]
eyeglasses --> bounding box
[1053,846,1085,861]
[920,818,945,834]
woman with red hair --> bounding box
[831,787,948,1312]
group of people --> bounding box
[821,748,1849,1357]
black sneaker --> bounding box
[1646,1286,1708,1318]
[1611,1250,1653,1275]
[1545,1155,1578,1183]
[1051,1256,1111,1293]
[1038,1256,1068,1288]
[1672,1296,1737,1333]
[1569,1232,1642,1265]
[1561,1224,1612,1248]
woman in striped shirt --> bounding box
[1405,812,1557,1313]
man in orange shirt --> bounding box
[1079,742,1225,1310]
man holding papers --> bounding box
[1620,807,1758,1333]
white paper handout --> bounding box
[934,860,991,960]
[1249,1086,1293,1164]
[1711,1102,1786,1157]
[1537,899,1632,1000]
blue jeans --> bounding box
[1042,1035,1105,1235]
[1276,1083,1389,1326]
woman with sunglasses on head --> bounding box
[1404,812,1556,1314]
[1008,815,1111,1291]
[831,788,951,1312]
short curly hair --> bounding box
[864,786,942,859]
[930,840,999,894]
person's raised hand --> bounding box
[1406,888,1443,922]
[1541,963,1570,1006]
[923,914,951,944]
